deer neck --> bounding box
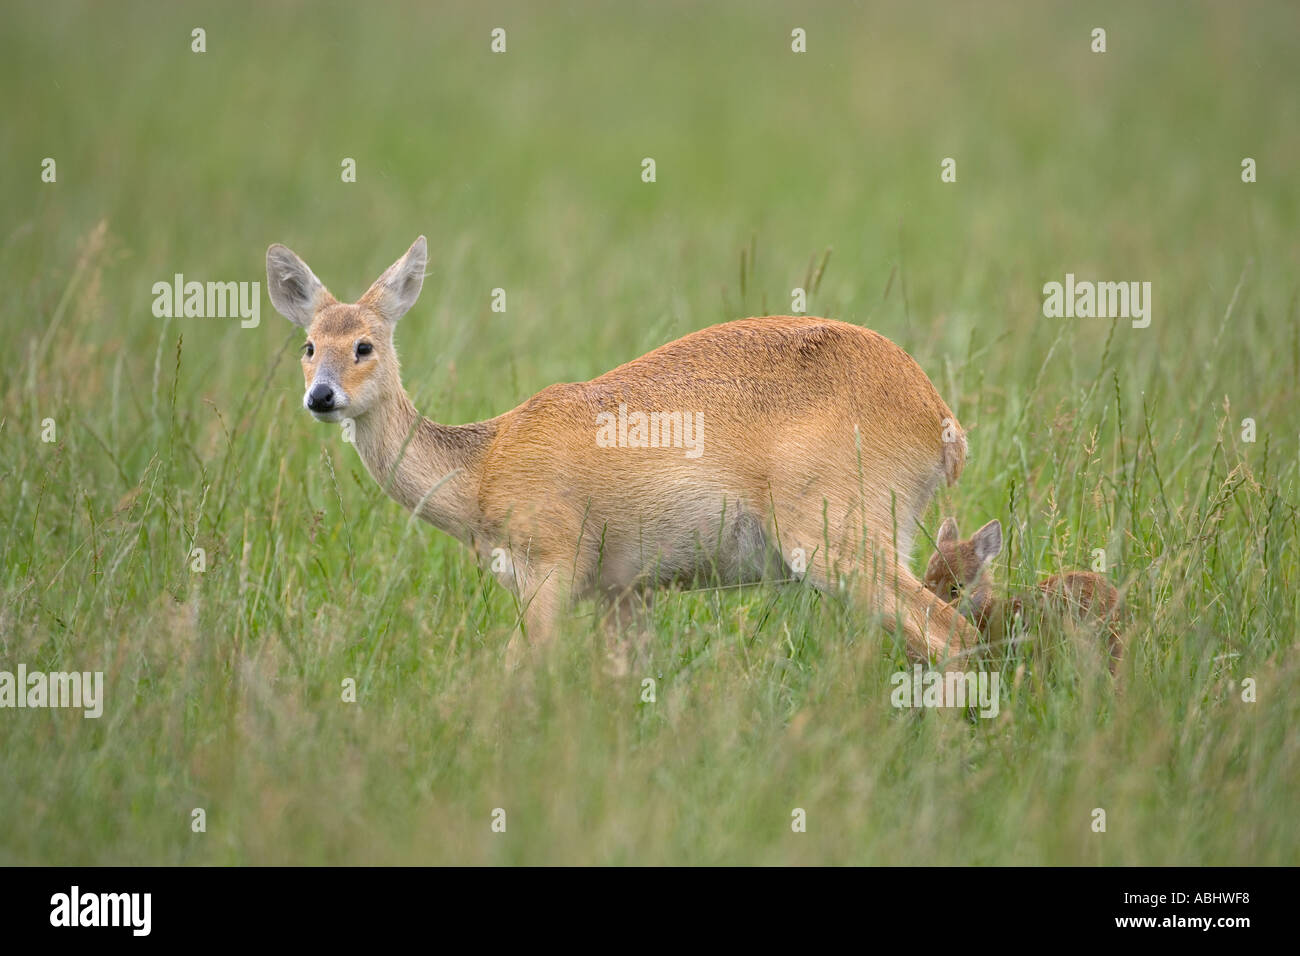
[351,388,493,545]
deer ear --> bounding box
[972,519,1003,564]
[266,244,333,328]
[360,236,427,324]
[936,517,959,546]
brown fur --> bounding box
[922,517,1123,674]
[269,237,978,668]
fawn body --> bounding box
[267,236,976,665]
[921,517,1123,673]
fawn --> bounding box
[266,236,977,666]
[921,517,1123,674]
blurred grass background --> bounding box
[1,0,1297,864]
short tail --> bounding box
[941,419,968,486]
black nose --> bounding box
[307,384,335,411]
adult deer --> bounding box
[267,236,975,667]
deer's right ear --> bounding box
[971,519,1003,564]
[360,236,427,325]
[266,244,332,328]
[936,517,959,546]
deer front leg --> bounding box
[600,587,656,677]
[504,565,564,671]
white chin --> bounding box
[310,409,347,423]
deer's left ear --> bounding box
[360,236,427,324]
[936,516,959,546]
[267,243,334,328]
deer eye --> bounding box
[949,585,961,600]
[355,341,373,360]
[303,341,314,359]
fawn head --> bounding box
[266,236,427,422]
[923,517,1002,618]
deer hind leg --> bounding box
[773,512,977,667]
[845,557,976,667]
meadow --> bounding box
[1,0,1297,864]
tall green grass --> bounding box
[1,0,1297,864]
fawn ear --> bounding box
[972,519,1003,564]
[266,244,333,328]
[936,517,959,546]
[360,236,427,324]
